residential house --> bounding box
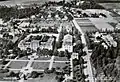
[102,34,117,47]
[72,53,79,59]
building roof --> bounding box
[63,34,72,42]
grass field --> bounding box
[80,26,98,33]
[32,62,49,69]
[76,18,98,32]
[24,73,57,82]
[36,56,51,60]
[8,61,28,69]
[18,56,28,60]
[99,3,120,9]
[53,62,69,70]
[54,56,69,61]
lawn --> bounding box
[54,56,69,61]
[36,56,51,60]
[76,18,91,23]
[24,73,57,82]
[8,61,28,69]
[80,26,98,33]
[31,62,50,69]
[53,62,69,70]
[18,56,28,60]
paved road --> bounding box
[49,56,55,70]
[9,68,44,72]
[3,56,18,69]
[73,19,95,82]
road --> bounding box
[73,19,95,82]
[3,56,18,69]
[49,56,55,70]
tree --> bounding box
[30,71,39,78]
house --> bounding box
[62,34,73,52]
[102,34,117,47]
[72,53,79,59]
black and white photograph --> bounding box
[0,0,120,82]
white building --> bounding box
[30,40,40,50]
[72,53,79,59]
[66,25,72,33]
[40,37,54,50]
[62,34,73,52]
[116,23,120,30]
[102,34,117,47]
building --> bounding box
[66,25,72,33]
[116,23,120,30]
[40,37,54,50]
[62,34,73,52]
[72,53,79,59]
[30,40,40,50]
[102,34,117,47]
[116,56,120,71]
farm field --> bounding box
[89,18,116,31]
[80,26,98,33]
[76,18,98,32]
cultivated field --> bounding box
[76,18,98,32]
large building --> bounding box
[40,37,54,50]
[62,34,73,52]
[30,40,40,50]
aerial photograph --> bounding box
[0,0,120,82]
